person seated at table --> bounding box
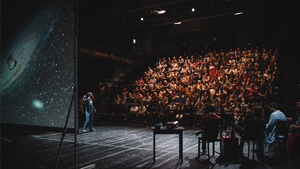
[232,106,266,160]
[265,102,287,153]
[292,115,300,134]
[286,100,300,126]
[195,104,221,153]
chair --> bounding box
[244,130,265,163]
[274,120,289,156]
[198,118,223,159]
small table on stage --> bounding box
[221,136,239,160]
[151,126,184,162]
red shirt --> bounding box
[243,74,250,79]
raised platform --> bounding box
[1,124,300,169]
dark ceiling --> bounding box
[78,0,285,57]
[79,0,276,32]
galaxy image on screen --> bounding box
[1,0,75,128]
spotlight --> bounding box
[191,8,195,12]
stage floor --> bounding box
[1,124,299,169]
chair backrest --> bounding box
[243,118,266,141]
[206,118,223,140]
[275,120,289,139]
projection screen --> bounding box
[1,0,75,128]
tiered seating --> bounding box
[113,45,280,126]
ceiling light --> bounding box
[141,17,144,21]
[191,8,195,12]
[157,9,166,15]
[234,12,243,16]
[133,39,136,44]
[174,22,181,25]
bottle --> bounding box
[226,127,230,136]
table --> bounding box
[151,126,184,162]
[221,136,239,160]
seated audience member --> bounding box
[233,106,266,160]
[265,102,287,153]
[195,104,221,153]
[136,93,143,106]
[126,93,135,109]
[223,102,234,126]
[168,101,177,121]
[114,94,121,113]
[194,102,205,126]
[119,92,127,113]
[184,96,195,126]
[136,101,146,123]
[127,102,138,124]
[144,92,152,107]
[120,92,127,105]
[159,104,169,124]
[160,93,169,106]
[233,102,243,124]
[174,95,185,120]
[151,92,160,106]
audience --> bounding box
[113,45,283,128]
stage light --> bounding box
[141,17,144,21]
[191,8,195,12]
[174,22,181,25]
[234,12,243,16]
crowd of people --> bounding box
[110,44,300,159]
[113,45,284,126]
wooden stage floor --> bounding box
[1,124,300,169]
